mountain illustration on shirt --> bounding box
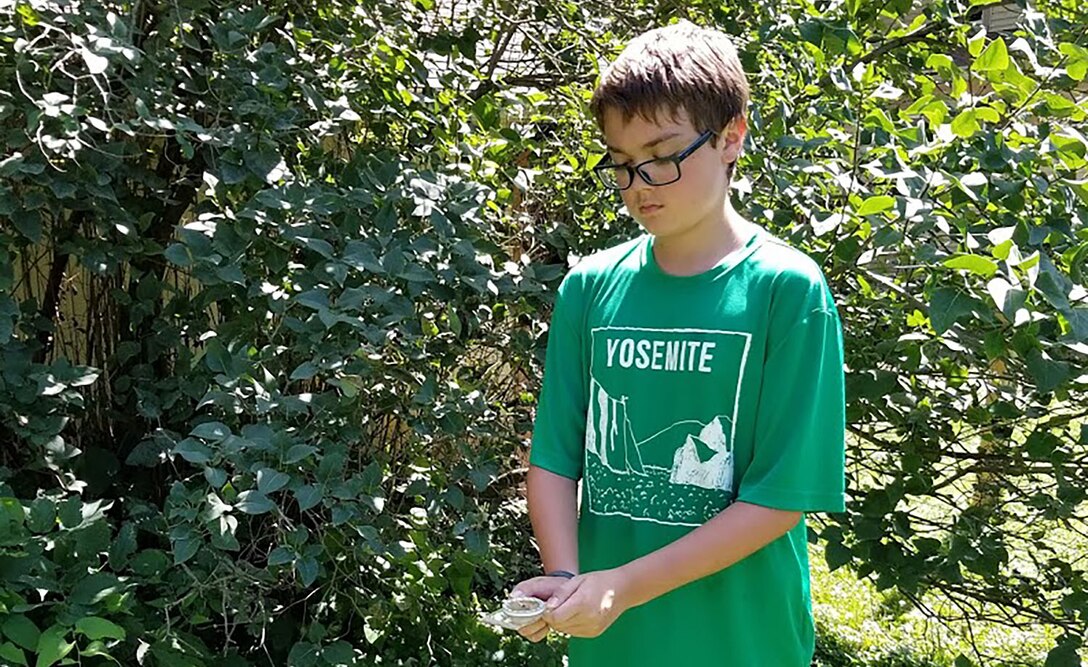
[584,326,749,527]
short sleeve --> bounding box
[528,271,589,480]
[736,305,846,513]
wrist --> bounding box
[545,569,577,579]
[613,563,644,611]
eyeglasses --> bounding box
[592,130,715,190]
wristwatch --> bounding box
[545,569,577,579]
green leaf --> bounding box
[1025,350,1070,394]
[854,195,895,216]
[172,534,200,565]
[1037,257,1073,311]
[1025,430,1061,459]
[986,277,1026,319]
[245,147,288,184]
[57,496,81,528]
[27,498,55,534]
[294,237,334,259]
[203,340,233,374]
[290,362,319,381]
[80,641,117,662]
[0,642,26,666]
[968,30,987,58]
[296,289,330,311]
[190,421,231,442]
[288,642,320,667]
[974,37,1009,72]
[921,100,949,126]
[1062,308,1088,342]
[1044,636,1081,667]
[129,549,170,578]
[0,497,24,534]
[2,616,40,652]
[1067,60,1087,82]
[929,288,980,334]
[465,528,489,555]
[321,640,353,665]
[12,211,43,243]
[34,625,73,667]
[204,467,227,488]
[267,546,294,566]
[294,485,322,512]
[296,556,319,587]
[109,522,137,568]
[285,444,318,463]
[825,541,853,571]
[257,468,290,494]
[70,573,122,606]
[173,438,212,465]
[926,53,953,71]
[1059,43,1088,81]
[944,255,998,277]
[951,110,980,138]
[164,244,192,267]
[974,106,1000,123]
[991,239,1014,260]
[235,490,276,515]
[74,617,125,641]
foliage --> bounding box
[0,0,1086,665]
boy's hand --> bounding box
[544,569,631,639]
[509,576,570,643]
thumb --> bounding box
[546,577,580,609]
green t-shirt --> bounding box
[529,226,846,667]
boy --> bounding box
[510,20,846,667]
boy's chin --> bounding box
[638,218,684,238]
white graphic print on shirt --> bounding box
[584,327,751,527]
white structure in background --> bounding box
[977,2,1023,33]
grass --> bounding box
[809,541,1068,667]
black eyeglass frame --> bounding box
[591,130,716,190]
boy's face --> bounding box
[600,107,745,240]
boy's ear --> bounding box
[718,116,748,165]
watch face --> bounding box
[478,596,547,630]
[503,596,546,618]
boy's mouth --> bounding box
[639,203,663,214]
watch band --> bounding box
[545,569,577,579]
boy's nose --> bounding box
[627,173,653,193]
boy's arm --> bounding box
[527,464,580,574]
[615,501,799,610]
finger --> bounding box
[516,618,546,638]
[548,615,581,637]
[527,624,550,643]
[545,577,581,611]
[547,580,586,623]
[546,595,585,627]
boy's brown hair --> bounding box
[590,20,750,178]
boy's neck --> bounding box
[651,199,753,277]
